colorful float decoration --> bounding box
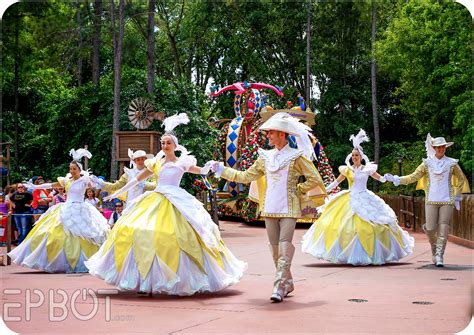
[210,82,339,222]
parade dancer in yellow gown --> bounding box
[302,130,414,265]
[8,149,109,273]
[85,113,246,295]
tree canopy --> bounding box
[2,0,471,193]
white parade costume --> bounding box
[302,129,414,265]
[302,164,414,265]
[86,155,246,295]
[8,164,109,273]
[86,113,246,295]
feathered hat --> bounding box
[158,113,191,157]
[345,129,371,166]
[259,112,316,160]
[425,133,453,159]
[69,148,92,171]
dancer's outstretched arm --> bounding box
[25,181,61,190]
[187,161,213,175]
[103,169,153,201]
[325,174,346,193]
[370,172,386,183]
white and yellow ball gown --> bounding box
[302,165,414,265]
[8,175,109,273]
[85,155,247,295]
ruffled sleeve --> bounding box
[57,177,66,187]
[145,157,157,172]
[363,163,378,175]
[338,166,349,177]
[178,154,197,171]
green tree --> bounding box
[376,0,472,178]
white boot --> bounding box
[281,242,295,297]
[424,225,438,264]
[270,242,295,302]
[435,225,449,267]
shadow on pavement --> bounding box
[246,297,327,311]
[99,288,245,302]
[302,262,413,268]
[417,264,474,271]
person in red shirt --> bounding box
[31,176,52,221]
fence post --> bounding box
[6,214,12,265]
[412,194,417,232]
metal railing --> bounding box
[1,212,38,266]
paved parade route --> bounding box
[1,220,472,334]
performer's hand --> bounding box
[90,175,104,188]
[210,161,225,177]
[206,160,219,172]
[454,196,462,211]
[200,161,213,175]
[384,174,400,186]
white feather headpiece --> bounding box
[69,148,92,161]
[162,113,190,134]
[157,113,190,159]
[425,133,436,159]
[283,114,315,161]
[69,148,92,172]
[345,129,371,166]
[349,129,370,150]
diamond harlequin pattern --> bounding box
[231,123,239,130]
[228,131,238,141]
[227,143,237,154]
[227,156,236,167]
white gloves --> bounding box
[103,177,139,201]
[206,160,225,177]
[454,196,462,211]
[379,176,387,183]
[384,174,400,186]
[325,180,340,193]
[25,182,53,190]
[200,161,213,175]
[90,175,105,188]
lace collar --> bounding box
[424,156,457,175]
[258,144,303,172]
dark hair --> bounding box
[70,160,82,171]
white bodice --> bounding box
[331,165,397,226]
[156,165,185,187]
[145,155,197,190]
[60,176,89,203]
[350,168,370,194]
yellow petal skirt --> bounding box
[8,204,105,273]
[85,192,246,295]
[302,192,414,265]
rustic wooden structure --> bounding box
[114,131,161,174]
[380,194,473,245]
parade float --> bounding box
[208,81,339,223]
